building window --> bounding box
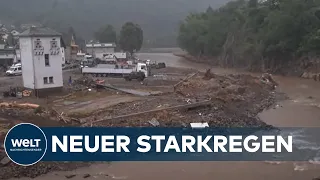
[49,76,54,84]
[34,39,42,49]
[45,54,49,66]
[44,77,54,84]
[43,77,48,84]
[50,41,58,49]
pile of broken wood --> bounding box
[50,108,82,124]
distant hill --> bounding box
[0,0,229,47]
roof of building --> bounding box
[11,30,20,34]
[19,27,66,48]
[19,27,62,37]
[20,23,42,29]
[0,28,8,33]
[0,48,15,53]
[114,52,127,59]
[86,43,116,48]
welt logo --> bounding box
[11,139,41,148]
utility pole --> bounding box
[31,37,38,98]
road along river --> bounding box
[12,53,320,180]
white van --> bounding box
[6,65,22,76]
[11,63,22,67]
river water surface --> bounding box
[14,53,320,180]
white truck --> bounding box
[81,63,148,80]
[80,55,95,68]
[143,59,166,69]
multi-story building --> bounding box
[19,27,65,95]
[86,43,116,59]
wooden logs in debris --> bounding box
[0,102,39,109]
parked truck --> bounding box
[81,63,149,81]
[145,60,166,69]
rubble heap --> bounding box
[92,72,278,128]
[74,76,95,87]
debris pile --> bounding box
[260,73,278,89]
[89,72,278,128]
[75,76,96,86]
[203,69,216,80]
[68,76,106,92]
[2,87,32,98]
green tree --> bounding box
[177,0,320,71]
[119,22,143,55]
[94,25,117,43]
[0,35,5,44]
[0,36,5,44]
[248,0,258,8]
[6,33,15,46]
[206,6,214,15]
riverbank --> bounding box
[139,47,183,53]
[173,52,320,81]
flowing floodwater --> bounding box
[139,53,320,170]
[13,53,320,180]
[259,76,320,167]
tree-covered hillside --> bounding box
[178,0,320,72]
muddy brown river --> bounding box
[12,53,320,180]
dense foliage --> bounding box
[119,22,143,55]
[94,25,117,43]
[178,0,320,70]
[0,36,4,44]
